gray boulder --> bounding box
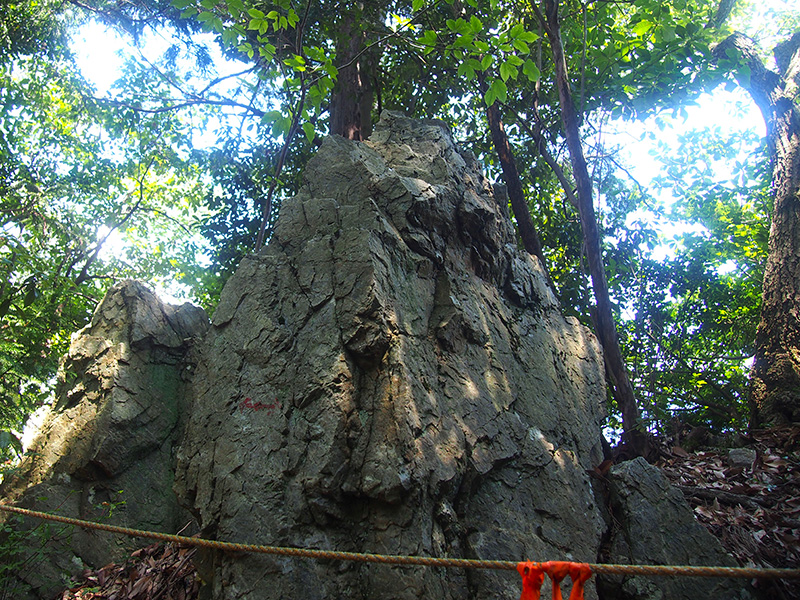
[0,280,208,599]
[174,112,608,600]
[599,457,753,599]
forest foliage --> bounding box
[1,0,797,464]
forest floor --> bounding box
[657,424,800,600]
[57,426,800,600]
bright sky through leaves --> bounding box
[64,0,788,306]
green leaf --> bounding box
[473,39,489,53]
[171,0,193,9]
[489,78,507,104]
[247,8,264,19]
[480,54,493,70]
[660,25,676,42]
[484,85,496,106]
[302,121,315,143]
[0,430,22,456]
[469,16,483,33]
[23,283,37,307]
[420,30,437,47]
[499,61,517,81]
[196,9,215,23]
[517,31,539,43]
[0,295,12,319]
[522,59,540,82]
[412,0,424,11]
[457,62,476,80]
[453,33,474,49]
[512,39,530,54]
[632,20,652,37]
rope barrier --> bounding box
[2,503,799,582]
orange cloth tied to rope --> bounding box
[517,561,592,600]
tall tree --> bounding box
[534,0,650,456]
[328,2,383,140]
[714,30,800,426]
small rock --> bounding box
[727,447,757,469]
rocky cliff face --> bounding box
[174,112,608,600]
[0,280,207,599]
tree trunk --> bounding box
[329,5,377,141]
[714,32,800,426]
[539,0,650,457]
[484,96,549,272]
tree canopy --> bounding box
[2,0,798,463]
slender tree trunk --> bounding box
[714,32,800,426]
[484,96,549,272]
[539,0,649,457]
[329,4,378,141]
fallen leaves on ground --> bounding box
[60,541,199,600]
[658,424,800,600]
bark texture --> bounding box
[714,31,800,425]
[328,4,378,140]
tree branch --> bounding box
[712,32,782,126]
[774,30,800,87]
[75,156,156,285]
[253,0,315,252]
[99,97,266,118]
[198,67,259,97]
[706,0,737,30]
[506,106,580,208]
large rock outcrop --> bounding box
[174,112,608,600]
[0,280,207,599]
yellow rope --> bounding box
[2,504,798,580]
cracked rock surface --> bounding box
[1,280,208,599]
[174,112,607,600]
